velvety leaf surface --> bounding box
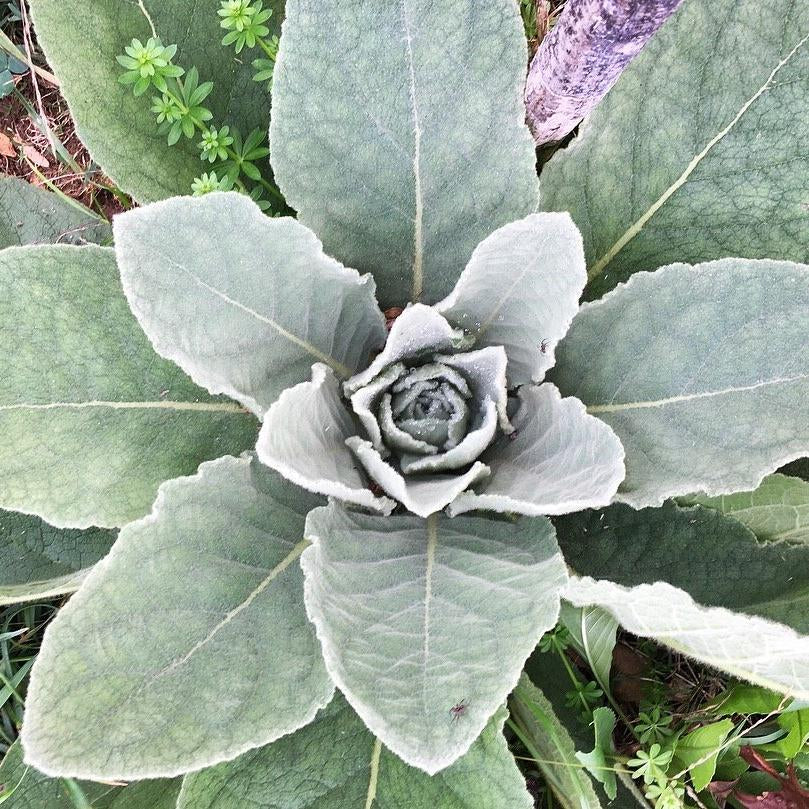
[0,510,115,605]
[177,696,532,809]
[114,192,385,416]
[0,741,182,809]
[540,0,809,299]
[271,0,539,307]
[0,177,110,248]
[436,213,586,385]
[447,384,625,517]
[256,364,395,513]
[557,502,809,695]
[552,259,809,507]
[301,504,567,773]
[681,473,809,544]
[21,455,333,780]
[0,245,257,528]
[509,675,603,809]
[0,740,118,808]
[28,0,281,202]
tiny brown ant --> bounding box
[449,698,469,722]
[508,429,519,442]
[540,338,550,354]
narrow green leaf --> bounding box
[559,603,618,700]
[27,0,281,202]
[0,245,257,528]
[680,473,809,545]
[178,695,532,809]
[509,674,603,809]
[0,510,115,605]
[540,0,809,299]
[302,504,567,773]
[271,0,539,306]
[21,456,333,780]
[0,178,110,249]
[675,719,734,791]
[552,259,809,507]
[114,193,386,416]
[576,708,617,800]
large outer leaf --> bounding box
[0,177,110,248]
[271,0,539,307]
[0,245,257,528]
[436,213,586,386]
[0,510,115,605]
[28,0,281,202]
[552,259,809,508]
[556,502,809,695]
[540,0,809,299]
[301,504,567,774]
[177,696,531,809]
[114,193,385,417]
[681,473,809,545]
[21,456,333,780]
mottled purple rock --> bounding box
[525,0,685,144]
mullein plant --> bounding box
[0,0,807,805]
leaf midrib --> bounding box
[588,31,809,282]
[0,400,249,413]
[587,372,809,414]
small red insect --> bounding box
[540,338,550,354]
[449,698,470,722]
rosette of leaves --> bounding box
[2,0,809,806]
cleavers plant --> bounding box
[1,0,808,806]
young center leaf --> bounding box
[540,0,809,299]
[556,502,809,695]
[21,455,334,780]
[551,258,809,508]
[0,510,115,605]
[301,504,567,773]
[177,696,532,809]
[27,0,281,202]
[436,212,586,386]
[271,0,539,306]
[114,192,386,417]
[0,245,257,528]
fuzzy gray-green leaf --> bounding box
[271,0,539,306]
[0,244,257,528]
[437,213,586,385]
[540,0,809,299]
[21,455,333,780]
[680,473,809,545]
[557,502,809,695]
[552,259,809,508]
[28,0,281,202]
[114,193,386,416]
[177,696,531,809]
[0,510,115,605]
[301,504,567,773]
[0,177,110,249]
